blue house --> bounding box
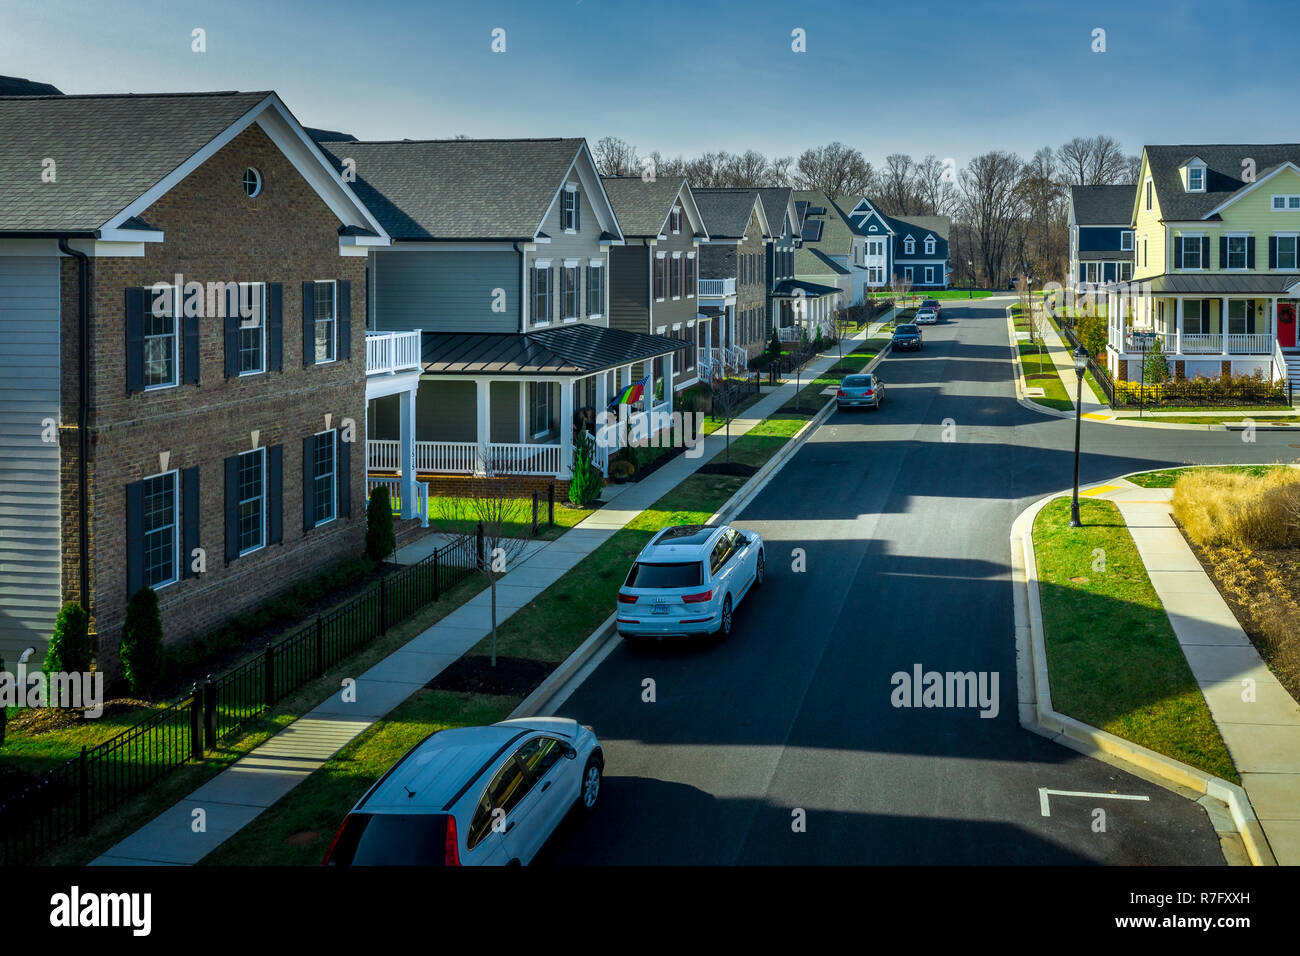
[842,198,952,292]
[1068,184,1134,293]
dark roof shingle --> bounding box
[1145,145,1300,221]
[1070,184,1136,225]
[600,176,685,237]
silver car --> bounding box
[617,524,765,639]
[915,307,939,325]
[837,372,883,410]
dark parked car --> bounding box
[892,323,922,351]
[920,298,941,316]
[836,373,883,410]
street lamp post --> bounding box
[968,259,973,298]
[1069,343,1089,528]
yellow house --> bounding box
[1104,145,1300,392]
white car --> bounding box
[914,307,939,325]
[323,717,602,866]
[616,524,765,639]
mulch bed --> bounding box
[695,461,759,478]
[425,655,557,698]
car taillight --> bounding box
[864,389,874,396]
[322,815,350,865]
[836,389,845,397]
[682,590,713,604]
[445,814,461,866]
[617,592,638,604]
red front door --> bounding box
[1279,303,1298,348]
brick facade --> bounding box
[60,124,368,677]
[699,207,768,360]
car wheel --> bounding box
[755,550,765,586]
[578,755,603,815]
[719,595,733,637]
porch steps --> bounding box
[1286,350,1300,399]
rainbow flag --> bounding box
[609,375,649,407]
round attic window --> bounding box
[243,167,263,198]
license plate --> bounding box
[652,602,669,615]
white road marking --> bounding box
[1038,788,1151,817]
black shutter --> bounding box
[268,445,283,545]
[1173,236,1184,269]
[224,309,239,378]
[574,191,581,232]
[337,431,351,518]
[182,466,200,578]
[302,282,316,367]
[125,287,145,393]
[268,283,283,372]
[338,280,351,361]
[224,455,241,564]
[182,311,200,385]
[303,435,316,531]
[1219,236,1228,270]
[125,480,144,596]
[1247,236,1256,269]
[1270,236,1279,269]
[1201,237,1210,269]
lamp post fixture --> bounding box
[1069,343,1089,528]
[968,259,973,298]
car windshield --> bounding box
[626,561,704,589]
[326,813,449,866]
[922,300,938,307]
[842,375,874,388]
[896,324,918,333]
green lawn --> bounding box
[201,688,519,866]
[426,494,594,540]
[1019,343,1073,412]
[866,289,993,300]
[1125,464,1284,488]
[1140,415,1300,425]
[1033,497,1238,782]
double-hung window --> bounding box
[671,256,682,298]
[654,255,666,300]
[1226,235,1248,270]
[1188,166,1204,191]
[1277,235,1298,270]
[586,262,603,316]
[1119,261,1133,281]
[1181,236,1201,269]
[239,281,266,374]
[314,280,337,363]
[142,470,179,588]
[531,264,552,324]
[684,255,695,297]
[1272,195,1300,211]
[312,430,337,527]
[237,447,266,554]
[561,187,579,232]
[1228,300,1249,334]
[1120,231,1133,251]
[1183,299,1204,335]
[528,382,552,438]
[144,285,180,390]
[561,264,580,320]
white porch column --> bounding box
[1175,297,1183,354]
[1221,297,1229,355]
[1270,297,1277,340]
[399,386,418,520]
[558,376,574,479]
[475,379,490,475]
[518,381,527,444]
[595,369,611,455]
[663,354,674,414]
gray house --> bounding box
[324,137,682,490]
[602,176,710,395]
[692,188,773,372]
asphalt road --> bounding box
[540,299,1297,865]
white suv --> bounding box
[323,717,603,866]
[616,524,765,639]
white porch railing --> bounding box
[366,475,429,528]
[365,329,422,375]
[699,277,736,297]
[368,438,563,476]
[1179,333,1220,354]
[1123,329,1274,355]
[725,344,748,372]
[368,438,402,471]
[778,326,802,342]
[1227,333,1274,354]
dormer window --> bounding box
[903,236,915,254]
[561,186,580,232]
[924,236,936,255]
[1184,160,1207,193]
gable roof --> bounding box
[692,188,770,240]
[0,75,61,95]
[755,187,795,239]
[796,245,850,277]
[600,176,705,239]
[1144,144,1300,221]
[321,138,599,241]
[1070,184,1135,225]
[891,214,951,241]
[790,190,857,255]
[0,91,270,233]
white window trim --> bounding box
[560,262,580,323]
[237,447,267,557]
[238,281,267,376]
[903,266,914,281]
[562,185,578,234]
[144,284,181,392]
[1271,194,1300,211]
[586,260,604,320]
[1179,233,1205,271]
[671,206,682,234]
[1224,232,1250,272]
[313,279,338,365]
[1276,232,1299,271]
[654,251,667,302]
[529,382,552,440]
[1120,230,1134,251]
[924,237,936,255]
[531,263,552,325]
[1186,165,1206,193]
[924,266,935,283]
[903,237,915,254]
[313,429,337,528]
[142,468,180,590]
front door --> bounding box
[1279,302,1298,348]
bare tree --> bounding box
[793,142,876,200]
[433,460,533,667]
[594,136,640,177]
[1058,134,1130,185]
[914,154,958,217]
[878,153,919,215]
[960,150,1024,289]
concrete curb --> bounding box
[513,338,892,718]
[1005,305,1076,420]
[1011,482,1277,866]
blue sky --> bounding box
[3,0,1297,167]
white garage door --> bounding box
[0,255,62,664]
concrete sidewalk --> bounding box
[91,330,881,865]
[1095,480,1300,864]
[1038,313,1107,415]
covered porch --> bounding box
[772,279,843,342]
[366,325,685,487]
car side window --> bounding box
[486,755,532,819]
[515,736,563,781]
[710,537,729,574]
[467,792,495,849]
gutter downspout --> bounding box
[57,238,91,625]
[514,242,527,333]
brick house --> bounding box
[0,90,390,676]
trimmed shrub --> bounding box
[1076,313,1108,356]
[568,443,603,506]
[1143,339,1171,383]
[120,587,164,698]
[1172,467,1300,550]
[44,602,92,694]
[365,486,396,563]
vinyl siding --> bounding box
[1133,156,1166,280]
[417,380,476,442]
[373,250,519,334]
[608,244,649,333]
[1171,167,1300,273]
[528,182,608,330]
[0,255,62,661]
[490,380,520,443]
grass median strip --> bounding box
[1019,343,1073,412]
[1126,465,1280,488]
[1033,497,1238,782]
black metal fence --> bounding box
[1111,378,1293,409]
[0,536,478,865]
